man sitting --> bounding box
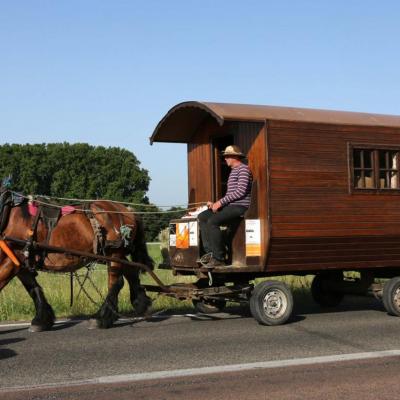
[198,145,253,267]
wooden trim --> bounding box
[264,120,272,269]
[347,141,354,194]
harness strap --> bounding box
[23,204,43,271]
[24,202,62,271]
[89,204,126,251]
[84,203,107,255]
[89,215,106,255]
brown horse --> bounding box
[0,188,153,331]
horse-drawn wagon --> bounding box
[3,101,400,330]
[149,101,400,325]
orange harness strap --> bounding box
[0,240,21,267]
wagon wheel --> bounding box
[311,272,344,307]
[382,277,400,316]
[193,298,227,314]
[249,281,293,326]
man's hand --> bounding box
[211,200,222,213]
[207,201,213,208]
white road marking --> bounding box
[1,350,400,392]
[0,319,78,328]
[0,313,220,329]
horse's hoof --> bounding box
[141,305,153,318]
[133,297,152,317]
[29,324,46,333]
[87,319,101,330]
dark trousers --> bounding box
[198,206,247,261]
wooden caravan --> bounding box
[150,101,400,325]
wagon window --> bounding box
[352,148,400,191]
[353,149,374,189]
[379,150,399,189]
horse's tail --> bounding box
[131,216,154,271]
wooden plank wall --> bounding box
[187,119,216,205]
[267,120,400,273]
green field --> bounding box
[0,244,313,322]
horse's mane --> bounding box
[19,201,31,221]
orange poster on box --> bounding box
[176,223,189,248]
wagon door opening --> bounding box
[211,135,233,201]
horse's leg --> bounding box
[0,257,20,291]
[17,269,55,332]
[124,217,153,316]
[93,263,124,329]
[123,265,152,317]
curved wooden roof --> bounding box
[150,101,400,144]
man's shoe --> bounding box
[205,257,226,268]
[197,253,213,265]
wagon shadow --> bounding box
[293,292,385,317]
[111,293,385,328]
[126,305,305,325]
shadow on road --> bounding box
[0,348,17,360]
[293,292,385,316]
[0,337,25,347]
[0,336,24,360]
[109,292,387,329]
[15,292,386,332]
[0,327,27,335]
[51,320,84,331]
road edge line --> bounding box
[1,349,400,393]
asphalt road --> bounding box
[3,357,400,400]
[1,295,400,399]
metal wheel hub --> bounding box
[393,287,400,311]
[263,289,287,318]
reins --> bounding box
[8,191,204,214]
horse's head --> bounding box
[0,176,28,234]
[0,176,12,195]
[0,177,13,211]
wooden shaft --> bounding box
[3,236,169,292]
[0,240,21,267]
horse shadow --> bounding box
[50,320,84,331]
[0,348,17,360]
[0,333,25,360]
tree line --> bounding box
[0,143,184,241]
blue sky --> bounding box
[1,1,399,205]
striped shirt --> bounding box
[219,163,253,208]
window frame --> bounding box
[348,143,400,194]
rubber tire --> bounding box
[193,298,227,314]
[382,277,400,316]
[249,281,293,326]
[311,273,344,308]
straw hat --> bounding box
[222,145,245,158]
